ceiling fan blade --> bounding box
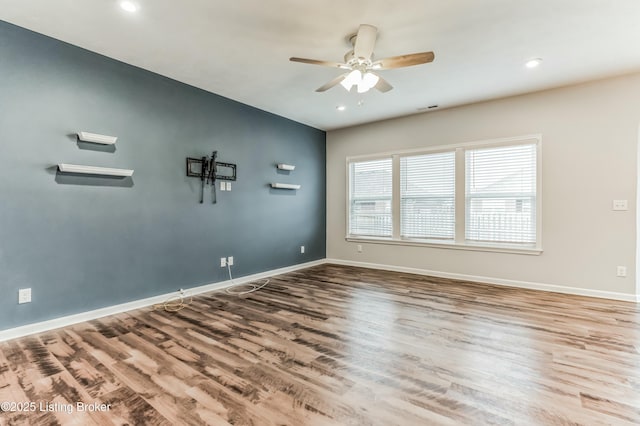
[372,51,435,70]
[353,24,377,60]
[316,73,349,92]
[374,76,393,93]
[290,57,350,69]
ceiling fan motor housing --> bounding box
[344,50,373,68]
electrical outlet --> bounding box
[617,266,627,277]
[227,256,234,266]
[220,181,226,191]
[220,257,227,267]
[300,245,305,254]
[357,244,363,253]
[18,288,31,304]
[612,200,628,211]
[226,182,232,191]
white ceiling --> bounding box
[1,0,640,131]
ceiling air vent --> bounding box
[417,105,438,111]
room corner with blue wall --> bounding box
[0,20,326,330]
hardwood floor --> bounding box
[1,264,640,425]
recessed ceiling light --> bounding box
[336,105,346,111]
[525,58,542,69]
[120,1,138,12]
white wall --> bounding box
[327,73,640,299]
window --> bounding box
[400,152,455,240]
[466,144,537,244]
[348,158,392,237]
[346,136,541,253]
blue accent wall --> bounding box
[0,21,326,330]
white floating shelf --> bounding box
[271,183,300,190]
[277,163,295,171]
[77,132,118,145]
[58,163,134,177]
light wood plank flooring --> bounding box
[1,264,640,425]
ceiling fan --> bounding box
[290,24,435,94]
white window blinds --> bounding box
[465,143,537,245]
[349,158,393,237]
[400,152,455,240]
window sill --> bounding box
[345,236,543,255]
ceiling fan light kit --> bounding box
[340,70,380,93]
[290,24,434,94]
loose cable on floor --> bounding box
[224,263,269,295]
[154,264,268,312]
[152,292,193,312]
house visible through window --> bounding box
[465,143,537,244]
[400,151,455,240]
[347,136,540,253]
[348,158,392,237]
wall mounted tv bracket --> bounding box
[186,151,237,204]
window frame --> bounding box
[347,157,394,238]
[345,135,542,255]
[400,150,456,241]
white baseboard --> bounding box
[326,258,639,303]
[0,259,326,343]
[3,257,635,343]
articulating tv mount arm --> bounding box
[186,151,237,204]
